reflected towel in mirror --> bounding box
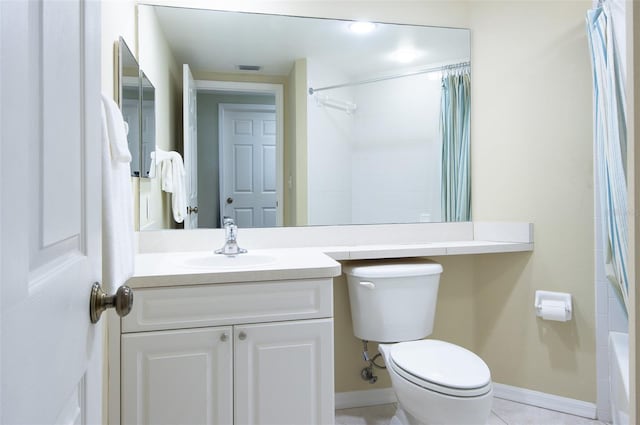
[150,148,187,223]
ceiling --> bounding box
[151,6,470,81]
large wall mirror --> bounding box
[138,6,471,231]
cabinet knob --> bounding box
[220,332,228,342]
[238,331,247,341]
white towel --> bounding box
[101,94,132,163]
[151,148,187,223]
[101,95,135,294]
[164,151,187,223]
[148,148,172,179]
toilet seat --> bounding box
[389,340,492,398]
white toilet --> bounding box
[343,259,493,425]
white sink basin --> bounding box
[181,253,277,269]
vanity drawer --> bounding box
[122,278,333,333]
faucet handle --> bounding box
[227,224,238,241]
[222,216,234,226]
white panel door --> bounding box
[121,327,233,425]
[234,319,334,425]
[220,104,278,228]
[183,64,198,228]
[1,1,102,424]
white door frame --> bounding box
[195,80,284,226]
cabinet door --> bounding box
[122,327,233,425]
[234,319,334,425]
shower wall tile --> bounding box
[596,313,609,348]
[595,280,608,315]
[596,377,612,423]
[608,296,628,333]
[594,251,606,282]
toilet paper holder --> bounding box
[534,290,572,321]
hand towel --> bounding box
[148,148,172,179]
[164,152,187,223]
[149,148,187,223]
[101,94,132,163]
[101,95,135,294]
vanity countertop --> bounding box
[127,248,342,288]
[322,240,533,260]
[128,238,533,289]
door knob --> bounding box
[238,331,247,340]
[90,282,133,324]
[187,206,199,214]
[226,197,234,205]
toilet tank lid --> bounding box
[342,259,443,278]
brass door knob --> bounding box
[89,282,133,324]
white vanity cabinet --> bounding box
[120,278,335,425]
[234,319,333,425]
[122,326,233,425]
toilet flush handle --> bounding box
[359,281,375,290]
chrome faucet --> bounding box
[215,217,247,256]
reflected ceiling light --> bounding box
[391,47,420,63]
[349,21,376,34]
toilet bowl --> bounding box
[343,259,493,425]
[380,341,493,425]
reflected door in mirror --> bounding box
[220,104,277,228]
[184,64,198,229]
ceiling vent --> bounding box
[237,65,262,71]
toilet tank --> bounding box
[343,259,443,343]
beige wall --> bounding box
[101,0,137,98]
[469,1,595,401]
[121,0,598,403]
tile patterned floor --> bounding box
[335,398,608,425]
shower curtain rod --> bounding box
[308,61,470,95]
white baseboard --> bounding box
[492,382,597,419]
[335,388,397,410]
[335,384,597,420]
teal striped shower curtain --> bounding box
[587,3,629,313]
[441,68,471,222]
